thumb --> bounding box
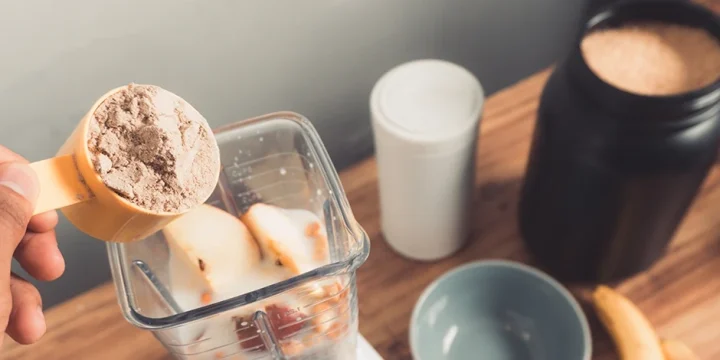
[0,162,39,255]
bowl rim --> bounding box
[409,259,592,360]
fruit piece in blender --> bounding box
[200,291,212,305]
[305,221,330,261]
[233,304,309,350]
[233,314,266,351]
[266,304,307,339]
[305,222,321,236]
[298,280,351,336]
[240,203,317,275]
[163,204,262,293]
[281,340,305,356]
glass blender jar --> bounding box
[107,112,370,359]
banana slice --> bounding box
[662,339,700,360]
[163,204,261,293]
[240,203,316,275]
[592,285,664,360]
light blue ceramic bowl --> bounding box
[410,260,591,360]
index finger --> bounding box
[28,211,58,233]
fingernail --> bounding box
[0,163,40,204]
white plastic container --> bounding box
[370,59,484,261]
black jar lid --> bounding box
[568,0,720,124]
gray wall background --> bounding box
[1,0,588,308]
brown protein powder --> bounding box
[87,84,220,213]
[581,22,720,96]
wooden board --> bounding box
[5,3,720,356]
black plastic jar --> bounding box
[519,0,720,283]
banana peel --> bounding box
[661,339,700,360]
[592,285,664,360]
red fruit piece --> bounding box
[233,304,309,351]
[266,304,308,340]
[233,314,265,351]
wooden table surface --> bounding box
[5,69,720,360]
[5,4,720,356]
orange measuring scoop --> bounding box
[29,85,220,243]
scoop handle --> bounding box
[30,155,93,215]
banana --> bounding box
[592,285,664,360]
[661,339,700,360]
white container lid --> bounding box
[371,59,485,147]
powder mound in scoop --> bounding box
[87,84,220,213]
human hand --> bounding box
[0,145,64,347]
